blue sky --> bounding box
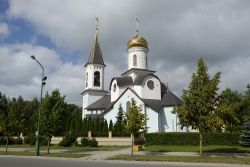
[1,0,250,105]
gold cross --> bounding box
[136,18,139,34]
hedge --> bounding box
[145,133,240,146]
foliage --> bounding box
[81,137,89,146]
[113,104,129,137]
[14,137,23,145]
[40,89,66,153]
[145,133,240,146]
[217,88,242,132]
[59,132,78,147]
[88,138,98,147]
[108,120,113,132]
[125,98,147,156]
[239,119,250,147]
[174,58,221,155]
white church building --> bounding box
[81,20,185,133]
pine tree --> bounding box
[239,119,250,147]
[174,58,222,156]
[108,120,113,131]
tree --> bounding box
[0,93,17,152]
[125,98,146,156]
[174,58,222,156]
[108,120,113,132]
[114,104,125,136]
[239,119,250,147]
[217,88,242,132]
[40,89,66,154]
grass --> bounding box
[108,154,250,165]
[0,151,90,158]
[144,145,250,153]
[0,144,129,151]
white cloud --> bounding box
[0,43,83,105]
[0,22,9,36]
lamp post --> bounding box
[31,55,47,156]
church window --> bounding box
[133,55,137,66]
[147,80,154,90]
[126,101,131,112]
[85,72,88,87]
[94,71,100,86]
[113,84,117,92]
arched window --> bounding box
[133,55,137,66]
[94,71,100,86]
[126,101,131,112]
[85,72,88,87]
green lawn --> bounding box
[0,145,128,151]
[144,145,250,153]
[108,154,250,165]
[0,151,90,158]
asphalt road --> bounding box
[0,157,248,167]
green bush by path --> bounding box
[145,133,240,146]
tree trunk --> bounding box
[199,131,203,156]
[47,138,51,154]
[5,137,9,153]
[131,133,134,156]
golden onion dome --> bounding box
[127,35,148,49]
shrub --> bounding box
[0,136,7,145]
[59,132,78,147]
[145,132,240,146]
[24,135,48,146]
[88,138,98,147]
[14,137,23,145]
[81,137,89,147]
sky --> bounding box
[0,0,250,106]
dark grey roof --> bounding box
[134,74,160,85]
[161,90,183,106]
[85,32,105,67]
[86,95,112,110]
[121,68,155,76]
[81,89,108,96]
[109,76,133,90]
[142,99,162,112]
[85,114,103,119]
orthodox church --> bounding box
[81,19,185,132]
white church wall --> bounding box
[160,107,187,132]
[141,76,161,100]
[128,47,148,70]
[145,107,159,132]
[82,93,105,118]
[104,89,144,126]
[85,64,105,90]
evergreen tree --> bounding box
[108,120,113,131]
[125,98,146,156]
[217,88,242,132]
[104,120,108,136]
[114,104,125,136]
[174,58,222,156]
[239,119,250,147]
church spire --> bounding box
[85,17,105,67]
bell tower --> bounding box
[82,18,107,119]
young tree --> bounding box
[108,120,113,132]
[114,104,124,136]
[125,98,146,156]
[174,58,222,156]
[40,89,66,154]
[0,93,17,152]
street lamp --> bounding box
[31,55,47,156]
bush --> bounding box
[59,132,78,147]
[80,137,98,147]
[81,137,89,146]
[0,136,7,145]
[14,137,23,145]
[88,138,98,147]
[24,135,48,146]
[145,132,240,146]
